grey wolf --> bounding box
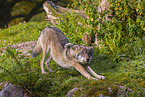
[32,27,105,80]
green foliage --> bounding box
[57,0,145,61]
[57,11,84,44]
[99,0,145,61]
[57,0,101,45]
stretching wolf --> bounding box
[32,27,105,80]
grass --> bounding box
[0,22,145,96]
[0,21,50,48]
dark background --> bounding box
[0,0,72,28]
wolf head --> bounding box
[66,44,94,64]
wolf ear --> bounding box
[90,47,94,51]
[69,45,79,57]
[86,47,94,51]
[65,43,73,48]
[71,45,79,51]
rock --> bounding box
[108,85,133,97]
[66,86,134,97]
[0,83,28,97]
[65,88,81,97]
[118,86,133,97]
[0,41,37,56]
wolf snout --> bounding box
[86,58,90,62]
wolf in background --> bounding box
[32,27,105,80]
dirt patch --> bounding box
[0,41,37,56]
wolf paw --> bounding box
[42,71,47,74]
[98,76,105,79]
[90,77,98,81]
[49,70,54,72]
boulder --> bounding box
[65,88,81,97]
[0,83,28,97]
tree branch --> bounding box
[43,1,85,24]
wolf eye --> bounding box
[88,51,93,56]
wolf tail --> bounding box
[32,38,42,57]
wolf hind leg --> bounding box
[41,48,47,74]
[45,55,54,72]
[40,37,50,74]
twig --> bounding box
[24,86,35,97]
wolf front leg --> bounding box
[85,65,105,79]
[72,62,98,80]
